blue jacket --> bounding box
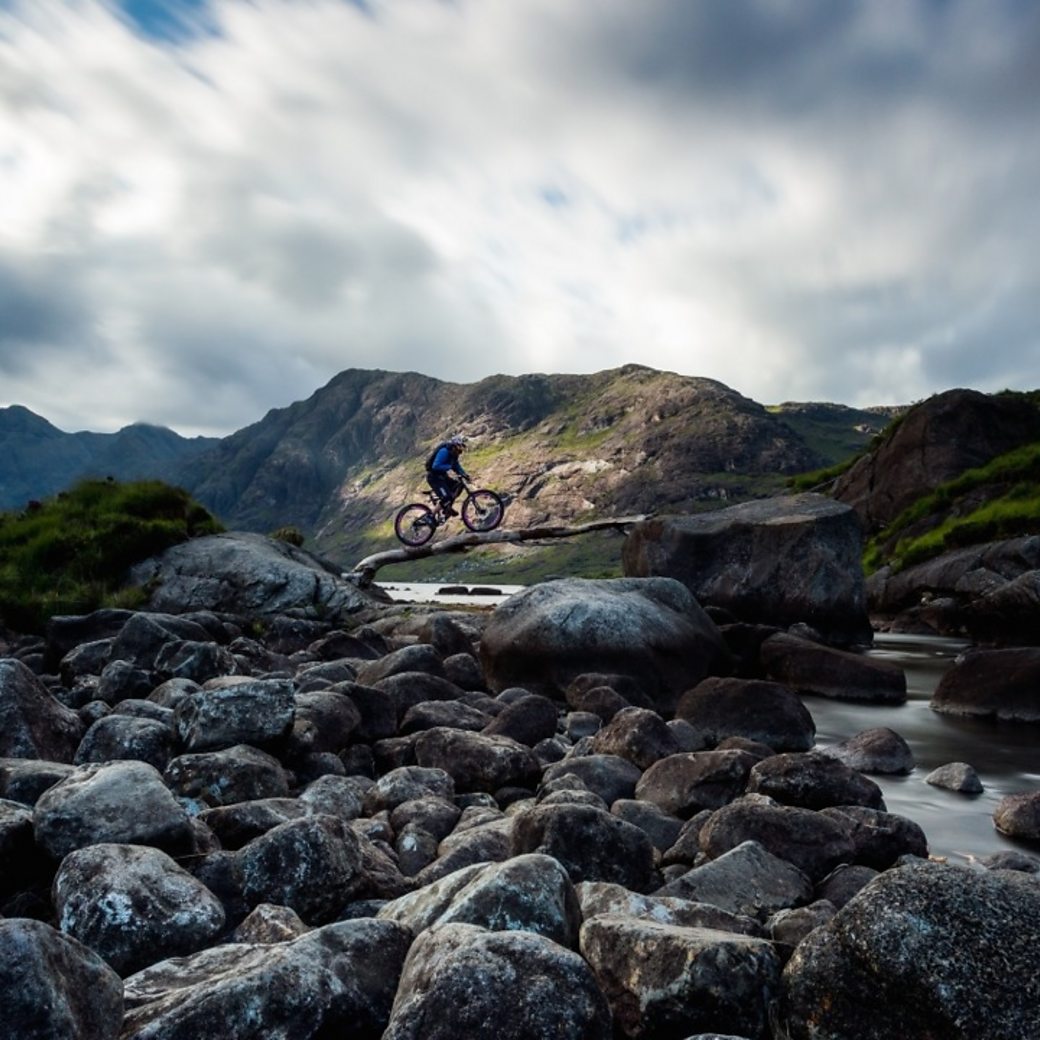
[429,445,469,478]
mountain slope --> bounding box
[0,407,219,510]
[176,365,890,575]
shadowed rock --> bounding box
[0,658,84,762]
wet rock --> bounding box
[480,577,730,714]
[993,791,1040,840]
[174,679,295,752]
[931,647,1040,721]
[510,802,656,891]
[590,706,681,769]
[54,842,225,976]
[383,922,611,1040]
[747,752,886,810]
[237,814,365,924]
[0,918,124,1040]
[658,839,813,919]
[0,658,84,762]
[782,859,1040,1039]
[978,850,1040,874]
[122,918,411,1039]
[581,914,781,1040]
[699,795,857,882]
[34,760,194,860]
[635,750,757,817]
[74,714,174,770]
[761,632,907,704]
[924,761,984,793]
[822,726,914,774]
[379,853,581,947]
[675,676,816,753]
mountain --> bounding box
[0,406,219,510]
[174,366,899,579]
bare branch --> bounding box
[349,515,651,586]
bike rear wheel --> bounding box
[395,503,437,546]
[462,489,505,533]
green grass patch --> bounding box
[0,478,222,632]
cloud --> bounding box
[0,0,1037,435]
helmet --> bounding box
[448,435,467,449]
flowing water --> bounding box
[377,584,1039,865]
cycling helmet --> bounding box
[448,435,467,448]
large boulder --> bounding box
[930,647,1040,721]
[382,922,612,1040]
[413,728,541,793]
[480,577,730,714]
[53,843,226,976]
[0,918,124,1040]
[174,679,296,752]
[129,531,386,620]
[782,859,1040,1039]
[623,494,872,645]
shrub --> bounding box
[269,525,305,547]
[0,478,223,633]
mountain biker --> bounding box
[426,435,470,515]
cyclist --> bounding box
[426,435,470,515]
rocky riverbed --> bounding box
[2,574,1040,1040]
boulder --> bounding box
[657,839,814,919]
[122,918,411,1039]
[378,853,581,947]
[761,632,907,704]
[590,706,681,769]
[699,795,857,882]
[635,750,758,817]
[231,903,310,944]
[129,531,385,619]
[399,699,491,735]
[96,660,156,703]
[414,728,541,793]
[287,690,362,755]
[198,798,309,850]
[0,918,124,1040]
[820,805,929,869]
[993,791,1040,840]
[108,612,212,670]
[610,799,684,852]
[782,859,1040,1039]
[0,798,47,896]
[74,714,174,770]
[930,647,1040,721]
[355,643,445,685]
[511,802,657,891]
[0,658,84,762]
[236,814,365,923]
[363,766,455,814]
[747,752,886,810]
[479,577,730,714]
[163,744,290,809]
[924,762,983,793]
[0,757,75,805]
[54,843,225,976]
[33,760,194,860]
[481,693,560,746]
[675,677,815,753]
[581,915,781,1040]
[540,755,643,807]
[623,493,872,645]
[45,608,134,666]
[174,679,295,752]
[382,922,612,1040]
[821,726,914,774]
[153,640,239,684]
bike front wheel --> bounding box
[462,489,505,533]
[394,503,437,546]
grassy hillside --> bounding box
[0,479,222,632]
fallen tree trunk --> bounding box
[349,515,651,586]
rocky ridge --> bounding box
[2,569,1038,1039]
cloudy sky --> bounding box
[2,0,1038,437]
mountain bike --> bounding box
[393,480,506,547]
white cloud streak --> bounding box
[1,0,1037,435]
